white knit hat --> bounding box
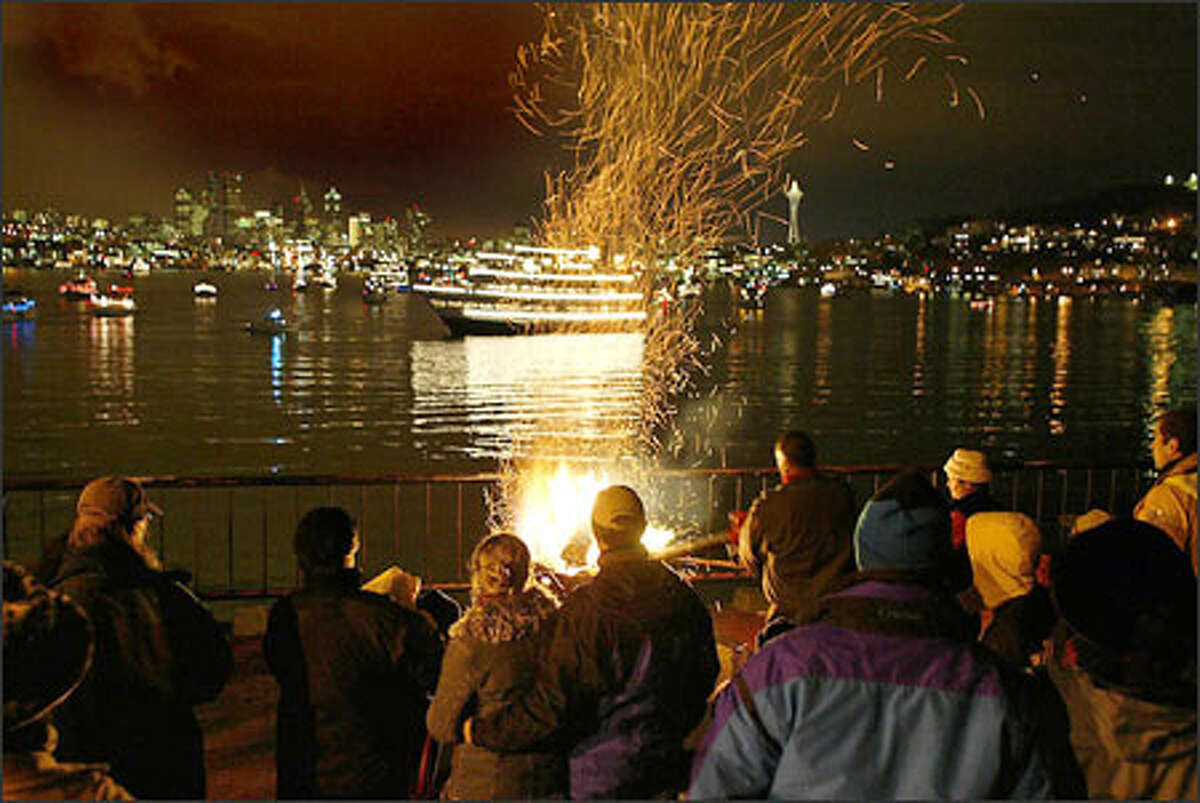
[943,448,992,484]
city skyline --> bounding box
[3,3,1196,241]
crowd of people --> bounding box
[2,406,1195,800]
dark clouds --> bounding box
[3,3,1195,240]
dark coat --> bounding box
[263,568,444,799]
[49,541,232,800]
[470,545,719,799]
[426,587,566,799]
[981,585,1057,670]
[738,472,857,623]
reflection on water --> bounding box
[270,333,284,404]
[2,271,1195,477]
[812,299,832,406]
[912,294,927,398]
[1049,297,1072,436]
[410,332,645,459]
[87,315,137,427]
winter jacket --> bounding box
[688,576,1053,800]
[3,748,133,801]
[738,471,857,624]
[966,511,1055,669]
[264,568,444,799]
[1048,658,1197,800]
[426,587,566,799]
[470,545,719,799]
[1134,452,1197,573]
[48,541,232,800]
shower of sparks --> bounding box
[487,3,981,563]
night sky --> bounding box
[3,3,1195,241]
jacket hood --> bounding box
[966,512,1041,608]
[450,586,557,644]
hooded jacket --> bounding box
[690,495,1053,799]
[1134,451,1197,573]
[48,541,232,800]
[264,568,444,799]
[966,512,1056,669]
[426,587,566,799]
[1048,658,1197,800]
[469,545,719,799]
[688,577,1053,799]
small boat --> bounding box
[2,290,37,321]
[89,285,136,317]
[369,264,411,293]
[128,258,151,277]
[313,269,338,291]
[245,307,288,335]
[362,279,389,305]
[58,273,98,300]
[293,264,315,293]
[193,281,218,298]
[819,281,838,299]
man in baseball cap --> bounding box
[466,484,718,799]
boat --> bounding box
[127,257,151,277]
[58,273,98,300]
[368,263,411,293]
[312,268,338,291]
[413,245,646,336]
[293,264,314,293]
[819,281,838,298]
[245,307,288,335]
[2,290,37,321]
[362,278,389,305]
[193,281,218,298]
[89,285,136,317]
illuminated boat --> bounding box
[368,264,411,293]
[414,245,646,336]
[245,307,288,335]
[58,273,98,300]
[89,285,136,317]
[193,281,218,298]
[362,278,389,304]
[2,290,37,321]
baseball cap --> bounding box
[591,485,646,540]
[75,476,163,522]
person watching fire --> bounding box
[735,430,857,644]
[462,485,719,799]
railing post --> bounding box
[392,482,401,564]
[456,483,465,582]
[359,485,368,569]
[227,488,235,595]
[261,488,269,596]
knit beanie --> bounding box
[854,498,952,571]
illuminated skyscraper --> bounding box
[785,177,804,245]
[205,171,244,239]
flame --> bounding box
[510,461,675,573]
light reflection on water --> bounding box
[410,332,644,460]
[1,270,1195,478]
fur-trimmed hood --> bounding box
[450,587,557,644]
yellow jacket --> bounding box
[1134,452,1197,573]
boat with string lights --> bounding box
[413,245,647,336]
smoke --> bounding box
[13,5,195,97]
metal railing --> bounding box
[2,461,1150,601]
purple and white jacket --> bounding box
[689,578,1052,799]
